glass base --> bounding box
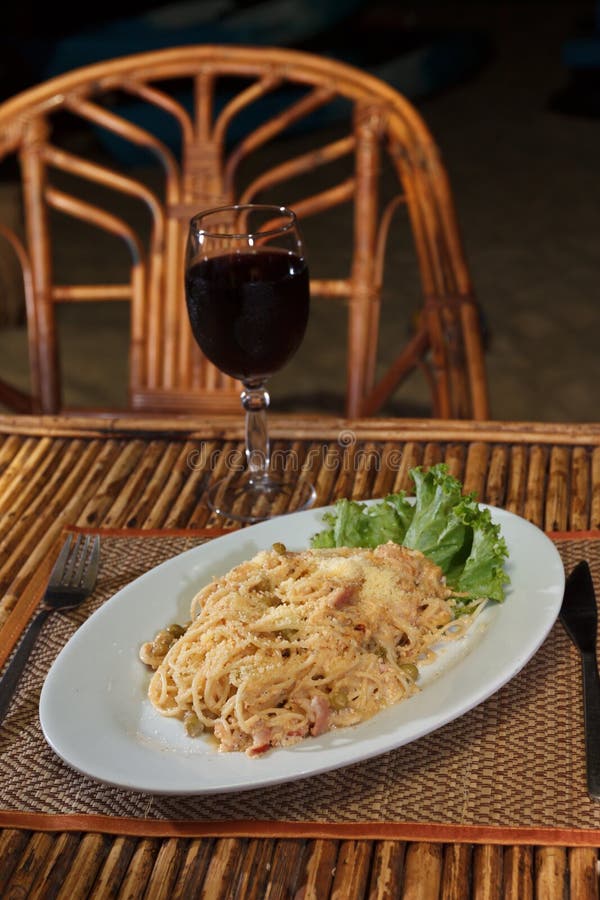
[206,471,316,524]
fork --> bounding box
[0,533,100,727]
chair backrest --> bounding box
[0,44,489,419]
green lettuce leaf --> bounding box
[310,463,510,602]
[401,465,471,573]
[310,494,413,549]
[451,496,510,602]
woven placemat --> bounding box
[0,529,598,843]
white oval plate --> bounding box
[39,502,565,795]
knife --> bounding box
[559,560,600,800]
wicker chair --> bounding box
[0,44,489,418]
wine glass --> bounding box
[184,203,316,523]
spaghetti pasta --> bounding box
[140,541,482,756]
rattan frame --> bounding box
[0,44,489,418]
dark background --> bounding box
[1,0,600,421]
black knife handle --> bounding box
[581,652,600,800]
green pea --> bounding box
[167,623,185,638]
[329,690,349,710]
[183,711,204,737]
[400,663,419,681]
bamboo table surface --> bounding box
[1,411,600,899]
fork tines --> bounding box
[49,534,101,593]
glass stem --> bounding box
[241,382,270,481]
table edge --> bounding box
[2,413,600,444]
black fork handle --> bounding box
[0,607,51,727]
[581,651,600,800]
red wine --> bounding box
[185,250,309,381]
